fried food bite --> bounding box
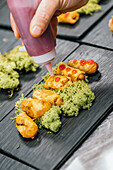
[109,17,113,32]
[57,11,79,24]
[57,63,85,81]
[16,112,38,139]
[68,59,98,74]
[44,75,72,89]
[21,98,51,119]
[33,89,63,106]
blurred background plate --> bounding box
[82,9,113,50]
[57,0,113,39]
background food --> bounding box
[108,16,113,32]
[57,11,79,24]
[76,0,101,15]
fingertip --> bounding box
[30,24,43,37]
[30,0,58,37]
[14,31,21,39]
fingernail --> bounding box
[31,25,42,36]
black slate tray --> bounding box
[83,9,113,50]
[57,0,113,39]
[0,45,113,170]
[0,154,35,170]
[0,34,79,121]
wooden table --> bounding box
[0,0,113,170]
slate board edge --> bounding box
[0,153,36,170]
[0,150,38,170]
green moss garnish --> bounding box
[0,46,38,92]
[4,46,38,72]
[35,106,62,133]
[76,0,101,15]
[56,81,95,116]
[15,93,26,115]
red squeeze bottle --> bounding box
[7,0,56,76]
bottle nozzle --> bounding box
[19,46,55,76]
[45,62,54,76]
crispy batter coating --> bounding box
[16,112,38,139]
[33,89,63,106]
[44,75,72,89]
[57,11,79,24]
[57,63,85,81]
[68,59,98,74]
[109,18,113,32]
[21,98,51,119]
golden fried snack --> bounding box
[21,98,51,119]
[57,11,79,24]
[57,63,85,81]
[33,89,63,106]
[44,75,72,89]
[16,112,38,139]
[68,59,98,74]
[109,17,113,32]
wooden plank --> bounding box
[0,0,6,8]
[0,45,113,170]
[0,29,16,53]
[0,154,35,170]
[83,9,113,50]
[0,37,79,121]
[57,0,113,39]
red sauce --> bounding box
[87,60,95,65]
[80,59,87,66]
[72,70,77,74]
[66,67,71,72]
[59,64,66,70]
[65,12,69,18]
[55,77,61,82]
[73,59,77,63]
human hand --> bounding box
[10,0,88,39]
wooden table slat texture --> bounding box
[0,45,113,170]
[83,9,113,50]
[0,154,35,170]
[0,29,15,52]
[57,0,113,39]
[0,34,79,121]
[0,1,10,28]
[0,0,6,8]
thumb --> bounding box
[30,0,58,37]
